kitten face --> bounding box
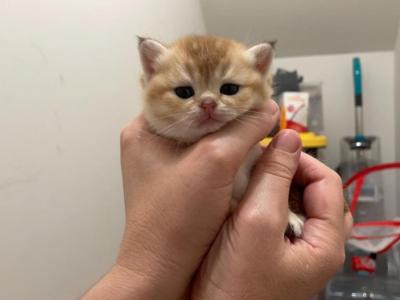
[138,35,272,143]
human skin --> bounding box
[83,100,352,300]
[191,134,353,299]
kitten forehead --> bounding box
[171,36,246,83]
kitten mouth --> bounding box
[197,113,223,126]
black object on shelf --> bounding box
[272,68,303,97]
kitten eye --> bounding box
[174,86,195,99]
[220,83,240,95]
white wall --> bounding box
[274,52,397,216]
[0,1,205,299]
[200,0,400,57]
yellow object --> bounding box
[280,105,287,129]
[260,132,327,149]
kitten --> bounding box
[138,35,304,238]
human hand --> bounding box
[83,100,279,299]
[192,130,353,300]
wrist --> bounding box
[82,264,144,299]
[114,217,197,299]
[84,263,189,300]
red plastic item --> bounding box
[343,162,400,254]
[343,162,400,215]
[351,256,376,273]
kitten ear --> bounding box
[138,36,168,82]
[246,43,273,75]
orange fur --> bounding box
[139,35,272,143]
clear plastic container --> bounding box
[322,136,400,300]
[323,246,400,299]
[338,136,383,223]
[323,275,400,299]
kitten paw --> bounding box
[286,211,305,239]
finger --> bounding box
[237,129,301,235]
[120,114,158,145]
[192,100,279,171]
[294,153,346,246]
[295,153,344,227]
[344,212,353,240]
[120,114,145,137]
[121,114,180,151]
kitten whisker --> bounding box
[156,115,192,137]
[137,115,194,147]
[217,111,270,124]
[150,111,197,122]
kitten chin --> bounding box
[144,108,235,144]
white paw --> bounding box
[288,211,305,238]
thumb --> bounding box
[237,130,302,236]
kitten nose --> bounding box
[200,98,217,113]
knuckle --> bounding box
[330,170,343,187]
[333,248,346,271]
[240,207,282,232]
[312,241,346,277]
[240,209,264,229]
[338,248,346,266]
[120,120,140,148]
[120,127,133,148]
[258,158,293,183]
[326,247,346,274]
[200,140,232,168]
[345,213,354,236]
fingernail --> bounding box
[272,130,301,153]
[267,100,279,114]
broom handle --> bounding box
[353,58,364,137]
